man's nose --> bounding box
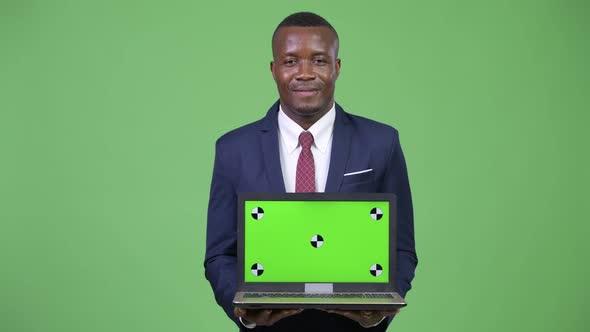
[295,61,316,80]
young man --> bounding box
[204,12,417,331]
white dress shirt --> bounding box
[278,103,336,193]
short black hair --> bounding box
[272,12,339,45]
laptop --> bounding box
[232,192,407,310]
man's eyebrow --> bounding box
[280,51,330,57]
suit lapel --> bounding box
[325,103,352,193]
[259,101,286,193]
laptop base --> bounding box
[233,291,407,311]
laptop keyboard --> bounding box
[243,293,393,299]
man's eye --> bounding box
[313,58,327,65]
[284,59,296,65]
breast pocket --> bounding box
[342,169,374,185]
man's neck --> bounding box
[280,102,334,130]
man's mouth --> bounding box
[292,89,320,97]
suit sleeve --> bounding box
[203,139,242,328]
[382,129,418,299]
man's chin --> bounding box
[289,102,327,117]
[292,107,323,117]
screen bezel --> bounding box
[237,192,398,292]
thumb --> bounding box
[235,308,246,316]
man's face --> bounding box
[271,26,341,118]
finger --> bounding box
[267,309,303,325]
[360,310,373,317]
[275,309,302,317]
[331,310,363,321]
[234,307,246,317]
[247,309,272,325]
[358,310,389,327]
[323,309,383,326]
[323,309,354,315]
[360,310,379,321]
[259,309,272,321]
[331,309,361,317]
[379,309,401,317]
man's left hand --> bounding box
[321,309,400,328]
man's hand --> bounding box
[234,308,304,327]
[321,309,400,328]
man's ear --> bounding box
[335,58,341,79]
[270,60,277,81]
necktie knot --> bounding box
[299,131,314,150]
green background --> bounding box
[244,201,389,282]
[1,0,588,331]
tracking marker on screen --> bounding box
[251,207,264,220]
[251,263,264,276]
[370,207,383,220]
[370,264,383,277]
[310,234,324,248]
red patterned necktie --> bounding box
[296,131,315,192]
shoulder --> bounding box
[341,109,400,143]
[214,102,279,148]
[214,117,265,149]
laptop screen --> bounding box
[244,200,389,283]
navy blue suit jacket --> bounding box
[204,101,417,331]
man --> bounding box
[204,12,417,331]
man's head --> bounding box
[271,12,341,127]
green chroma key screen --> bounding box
[244,200,389,283]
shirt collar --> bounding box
[278,103,336,155]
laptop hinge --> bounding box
[305,283,333,293]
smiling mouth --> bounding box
[292,89,320,97]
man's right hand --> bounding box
[234,308,304,327]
